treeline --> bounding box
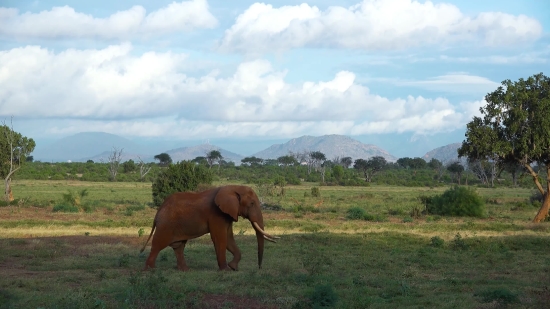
[15,152,541,189]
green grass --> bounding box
[0,180,549,308]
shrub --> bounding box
[430,236,445,248]
[346,207,367,220]
[311,187,321,197]
[151,161,212,207]
[52,204,80,213]
[425,186,485,217]
[61,189,89,206]
[310,284,338,308]
[402,216,413,223]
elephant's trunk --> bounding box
[255,225,265,269]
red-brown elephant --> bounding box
[140,185,279,271]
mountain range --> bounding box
[32,132,461,164]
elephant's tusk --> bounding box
[264,235,277,243]
[253,222,281,241]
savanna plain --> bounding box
[1,180,549,308]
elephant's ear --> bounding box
[214,186,240,222]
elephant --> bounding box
[140,185,279,271]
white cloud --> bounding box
[0,0,218,40]
[1,44,482,139]
[399,73,501,94]
[219,0,543,53]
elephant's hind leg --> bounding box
[171,240,190,271]
[226,226,241,271]
[144,230,172,270]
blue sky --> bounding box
[1,0,548,157]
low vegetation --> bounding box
[0,179,549,308]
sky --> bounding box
[1,0,549,157]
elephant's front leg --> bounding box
[226,225,241,271]
[210,230,231,271]
[170,240,189,271]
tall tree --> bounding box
[206,150,223,170]
[309,151,326,172]
[353,156,387,182]
[340,156,353,169]
[1,118,36,201]
[154,153,172,166]
[458,73,550,222]
[446,161,464,184]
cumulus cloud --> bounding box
[219,0,543,53]
[0,0,218,40]
[1,44,480,139]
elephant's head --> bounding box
[215,185,279,268]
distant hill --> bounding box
[165,144,244,164]
[422,143,462,163]
[253,135,397,162]
[33,132,148,162]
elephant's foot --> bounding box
[218,265,234,271]
[228,261,239,271]
[177,265,190,272]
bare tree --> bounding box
[289,151,308,166]
[137,156,152,181]
[107,147,123,181]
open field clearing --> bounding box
[1,180,549,308]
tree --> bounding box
[206,150,223,170]
[446,161,464,184]
[26,156,34,163]
[340,157,353,169]
[191,156,208,165]
[427,158,444,181]
[241,156,264,166]
[1,118,36,201]
[277,155,298,167]
[500,161,524,187]
[107,147,123,181]
[154,153,172,166]
[458,73,550,222]
[309,151,326,172]
[152,161,213,206]
[137,156,152,181]
[122,159,136,173]
[332,165,344,182]
[353,156,387,182]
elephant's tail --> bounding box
[139,221,156,253]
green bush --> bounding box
[430,236,445,248]
[346,207,366,220]
[152,161,213,207]
[425,186,485,217]
[310,284,338,308]
[311,187,321,198]
[52,204,80,213]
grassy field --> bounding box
[1,180,549,308]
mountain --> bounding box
[253,134,397,162]
[33,132,148,162]
[164,144,244,163]
[422,143,462,163]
